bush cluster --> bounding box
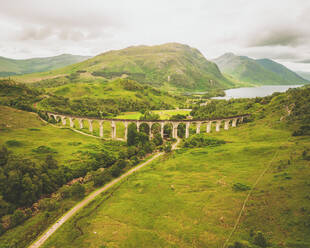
[183,134,225,148]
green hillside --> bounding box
[37,78,185,115]
[213,53,308,85]
[0,78,186,118]
[296,71,310,81]
[256,59,307,83]
[37,86,310,248]
[0,54,90,77]
[0,81,309,247]
[12,43,234,91]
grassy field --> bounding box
[116,109,191,120]
[0,106,114,164]
[40,116,310,247]
[0,106,129,247]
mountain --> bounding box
[15,43,234,91]
[79,43,234,90]
[0,54,91,77]
[256,58,308,83]
[296,71,310,81]
[213,53,308,85]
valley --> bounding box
[0,41,310,248]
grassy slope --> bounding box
[213,53,309,85]
[40,112,310,247]
[0,106,129,247]
[116,109,191,120]
[0,106,118,164]
[296,71,310,81]
[256,59,307,84]
[40,78,181,108]
[0,54,90,77]
[9,43,234,91]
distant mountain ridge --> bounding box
[68,43,234,90]
[296,71,310,81]
[17,43,234,91]
[213,53,308,85]
[0,54,91,77]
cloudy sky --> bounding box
[1,0,310,71]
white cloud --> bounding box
[0,0,309,71]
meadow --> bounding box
[0,106,128,247]
[0,106,123,164]
[39,115,310,247]
[115,109,191,120]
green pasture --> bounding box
[116,109,191,120]
[0,106,123,164]
[41,118,310,247]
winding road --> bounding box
[29,139,180,248]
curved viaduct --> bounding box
[47,112,250,140]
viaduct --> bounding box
[47,112,250,140]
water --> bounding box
[212,85,303,100]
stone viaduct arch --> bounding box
[47,112,249,140]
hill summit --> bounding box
[64,43,233,90]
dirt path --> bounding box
[29,139,180,248]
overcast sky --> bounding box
[1,0,310,71]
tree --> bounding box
[71,183,85,198]
[127,123,138,146]
[10,209,25,228]
[139,110,160,120]
[153,133,163,146]
[136,132,149,145]
[45,155,58,169]
[116,160,127,169]
[177,123,186,138]
[254,231,267,247]
[59,185,71,199]
[110,163,121,177]
[164,125,172,138]
[0,146,9,166]
[0,223,4,235]
[0,195,10,217]
[164,142,172,153]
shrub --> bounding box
[0,223,4,235]
[59,185,71,199]
[183,134,225,148]
[130,156,139,165]
[292,125,310,136]
[302,150,310,161]
[10,209,25,228]
[233,183,251,192]
[70,183,85,198]
[110,163,121,177]
[253,231,268,247]
[32,146,57,154]
[228,241,251,248]
[28,128,40,131]
[116,159,127,169]
[164,142,172,153]
[5,140,23,147]
[38,198,59,211]
[153,133,163,146]
[92,170,112,187]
